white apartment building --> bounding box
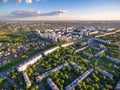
[94,38,111,44]
[36,63,68,82]
[89,31,98,35]
[115,30,120,33]
[95,67,113,78]
[0,51,4,55]
[114,80,120,90]
[75,46,88,53]
[83,52,94,58]
[90,46,100,51]
[106,55,120,64]
[23,72,31,87]
[61,35,73,42]
[43,46,60,56]
[104,32,116,36]
[105,28,115,32]
[65,68,94,90]
[40,32,62,42]
[95,49,107,57]
[95,32,116,38]
[61,42,74,47]
[70,62,82,70]
[16,53,42,72]
[47,78,59,90]
[39,31,73,42]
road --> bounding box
[0,68,11,78]
[39,82,45,90]
[0,50,44,79]
[6,76,24,90]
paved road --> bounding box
[39,82,45,90]
[0,69,11,78]
[6,76,24,89]
[0,51,44,79]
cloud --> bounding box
[25,0,32,3]
[13,0,22,3]
[41,10,69,16]
[0,10,69,20]
[0,0,8,3]
[0,0,32,3]
[10,10,39,17]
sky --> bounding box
[0,0,120,20]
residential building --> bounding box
[47,78,59,90]
[70,62,82,70]
[83,52,94,58]
[61,42,74,47]
[106,55,120,64]
[95,67,113,78]
[95,49,107,57]
[90,46,100,51]
[114,80,120,90]
[65,68,94,90]
[75,46,88,53]
[23,72,31,87]
[36,63,68,82]
[43,46,60,56]
[89,31,98,35]
[94,38,111,44]
[16,53,42,72]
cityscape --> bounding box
[0,0,120,90]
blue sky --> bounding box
[0,0,120,20]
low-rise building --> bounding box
[0,51,4,55]
[75,46,88,53]
[47,78,59,90]
[70,62,82,70]
[95,49,107,57]
[115,29,120,33]
[65,68,94,90]
[114,80,120,90]
[83,52,94,58]
[23,72,31,87]
[90,46,100,51]
[61,42,74,47]
[106,55,120,64]
[94,38,111,44]
[89,31,98,35]
[104,32,116,36]
[43,46,60,56]
[95,31,116,38]
[36,63,68,82]
[95,67,113,78]
[16,53,42,72]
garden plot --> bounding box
[0,77,20,90]
[106,49,120,60]
[96,56,120,79]
[99,33,120,43]
[46,64,85,90]
[75,70,114,90]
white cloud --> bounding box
[0,10,69,20]
[41,10,69,16]
[0,10,70,20]
[8,10,39,18]
[0,0,33,3]
[13,0,22,3]
[0,0,8,3]
[25,0,32,3]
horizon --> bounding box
[0,0,120,20]
[0,20,120,22]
